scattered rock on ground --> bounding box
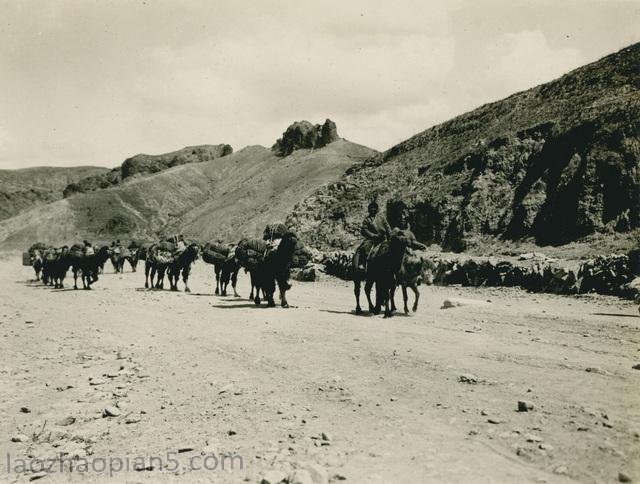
[261,469,288,484]
[103,406,120,417]
[299,462,328,484]
[57,416,76,426]
[619,471,632,482]
[526,434,543,443]
[459,374,478,384]
[518,401,534,412]
[289,469,314,484]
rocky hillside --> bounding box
[63,144,233,196]
[0,132,374,248]
[287,43,640,254]
[0,166,109,221]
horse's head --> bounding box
[420,256,436,285]
[187,243,200,260]
[97,245,111,261]
[278,231,299,258]
[389,228,410,252]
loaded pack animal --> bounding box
[236,231,298,307]
[110,245,128,273]
[144,242,173,289]
[166,243,200,292]
[41,246,71,289]
[124,245,141,272]
[67,245,112,290]
[30,249,44,281]
[202,242,240,297]
[353,228,415,317]
[25,242,48,281]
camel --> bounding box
[166,244,200,292]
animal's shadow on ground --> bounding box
[209,300,299,309]
[592,312,640,318]
[135,287,196,293]
[19,281,77,292]
[210,302,272,309]
[320,309,413,318]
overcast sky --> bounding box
[1,0,638,169]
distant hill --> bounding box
[63,144,233,196]
[287,43,640,253]
[0,166,109,221]
[0,131,375,248]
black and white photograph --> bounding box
[1,0,639,482]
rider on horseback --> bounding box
[353,199,392,271]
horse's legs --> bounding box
[169,267,177,291]
[382,282,392,318]
[354,279,363,314]
[391,285,397,312]
[151,266,158,288]
[144,262,150,288]
[277,277,289,308]
[155,267,161,289]
[73,268,79,290]
[402,285,409,314]
[183,267,191,293]
[364,278,376,314]
[214,265,220,295]
[249,271,256,300]
[410,284,419,312]
[231,270,240,297]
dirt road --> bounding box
[1,254,639,483]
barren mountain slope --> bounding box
[287,43,640,254]
[0,166,109,220]
[0,139,375,248]
[170,139,375,242]
[62,144,233,196]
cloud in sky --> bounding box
[0,0,638,168]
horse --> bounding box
[353,229,412,317]
[251,232,298,307]
[166,244,200,292]
[68,246,112,290]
